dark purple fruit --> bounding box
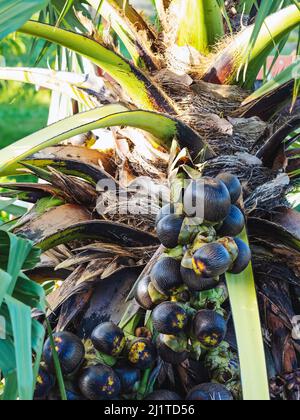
[193,310,227,349]
[48,384,86,400]
[217,205,245,237]
[216,173,242,204]
[79,365,121,400]
[128,338,157,370]
[151,257,183,295]
[145,390,181,400]
[156,334,189,365]
[186,383,233,400]
[34,369,55,400]
[152,302,188,335]
[115,367,141,394]
[181,265,219,292]
[155,203,175,226]
[192,243,232,278]
[156,214,184,249]
[135,275,166,310]
[184,177,231,223]
[228,238,251,274]
[91,322,125,357]
[43,332,85,376]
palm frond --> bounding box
[0,0,49,39]
[0,232,45,401]
[19,20,175,112]
[202,4,300,87]
[171,0,224,54]
[0,104,212,174]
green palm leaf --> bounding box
[174,0,224,54]
[0,0,49,39]
[225,230,269,401]
[0,67,101,107]
[0,233,45,401]
[19,20,175,112]
[242,58,300,105]
[203,4,300,86]
[0,104,212,174]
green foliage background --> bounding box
[0,34,52,149]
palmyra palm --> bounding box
[0,0,300,400]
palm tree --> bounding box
[0,0,300,400]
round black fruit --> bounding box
[192,243,232,278]
[128,338,157,370]
[152,302,188,335]
[145,390,181,400]
[151,257,183,295]
[48,384,86,400]
[156,334,189,365]
[217,205,245,237]
[155,203,175,226]
[135,275,166,310]
[216,173,242,204]
[181,265,219,292]
[186,383,233,400]
[79,365,121,400]
[43,331,85,376]
[91,322,125,357]
[228,238,251,274]
[184,177,231,223]
[156,214,184,249]
[193,310,227,349]
[115,367,141,394]
[34,369,55,400]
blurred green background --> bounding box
[0,34,52,149]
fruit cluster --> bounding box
[36,173,251,400]
[36,325,152,400]
[134,173,251,396]
[35,326,234,400]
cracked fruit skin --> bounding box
[156,214,185,249]
[152,301,188,335]
[91,322,125,357]
[193,310,227,349]
[192,242,232,278]
[186,383,233,400]
[79,365,121,401]
[43,331,85,376]
[184,177,231,223]
[216,173,242,204]
[128,338,157,370]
